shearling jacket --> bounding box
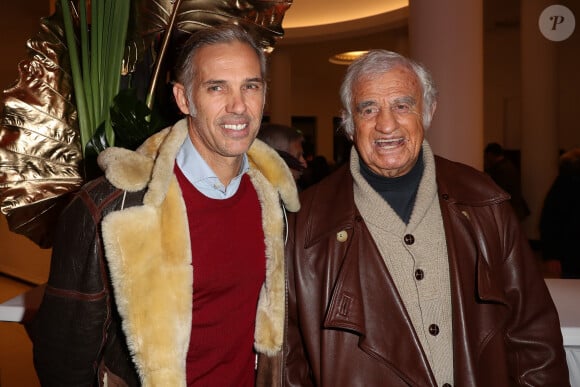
[27,118,300,386]
[284,153,570,386]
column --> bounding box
[520,0,559,239]
[408,0,484,170]
[267,48,292,126]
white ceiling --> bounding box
[279,0,409,44]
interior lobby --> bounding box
[0,0,579,385]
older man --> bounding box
[283,50,569,386]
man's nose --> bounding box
[375,106,398,133]
[226,91,247,114]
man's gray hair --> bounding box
[339,50,438,138]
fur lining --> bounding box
[97,148,154,192]
[248,168,287,354]
[247,139,300,353]
[248,139,300,212]
[142,120,188,206]
[102,179,192,387]
[97,120,188,198]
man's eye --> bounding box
[208,85,223,92]
[361,106,379,116]
[244,83,262,91]
[392,104,411,113]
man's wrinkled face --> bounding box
[351,65,425,178]
[174,41,265,169]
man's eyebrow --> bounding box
[201,77,264,87]
[202,79,226,87]
[391,96,417,105]
[355,100,378,110]
[246,77,265,84]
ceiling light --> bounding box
[329,50,369,65]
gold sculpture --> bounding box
[0,0,293,247]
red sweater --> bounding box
[175,166,266,386]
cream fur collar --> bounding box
[97,118,300,212]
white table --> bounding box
[545,279,580,386]
[0,284,45,323]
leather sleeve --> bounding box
[26,177,142,386]
[435,155,569,385]
[497,202,570,386]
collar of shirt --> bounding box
[175,136,250,200]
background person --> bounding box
[258,123,307,181]
[540,147,580,279]
[484,142,530,221]
[284,49,569,386]
[26,24,299,386]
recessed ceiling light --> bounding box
[329,50,369,65]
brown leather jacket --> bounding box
[284,156,570,387]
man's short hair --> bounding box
[485,142,504,156]
[258,123,303,153]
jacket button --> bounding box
[404,234,414,245]
[429,324,440,336]
[336,230,348,242]
[414,269,424,280]
[442,193,449,200]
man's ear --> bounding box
[429,101,437,122]
[173,83,190,115]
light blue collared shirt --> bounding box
[175,136,250,200]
